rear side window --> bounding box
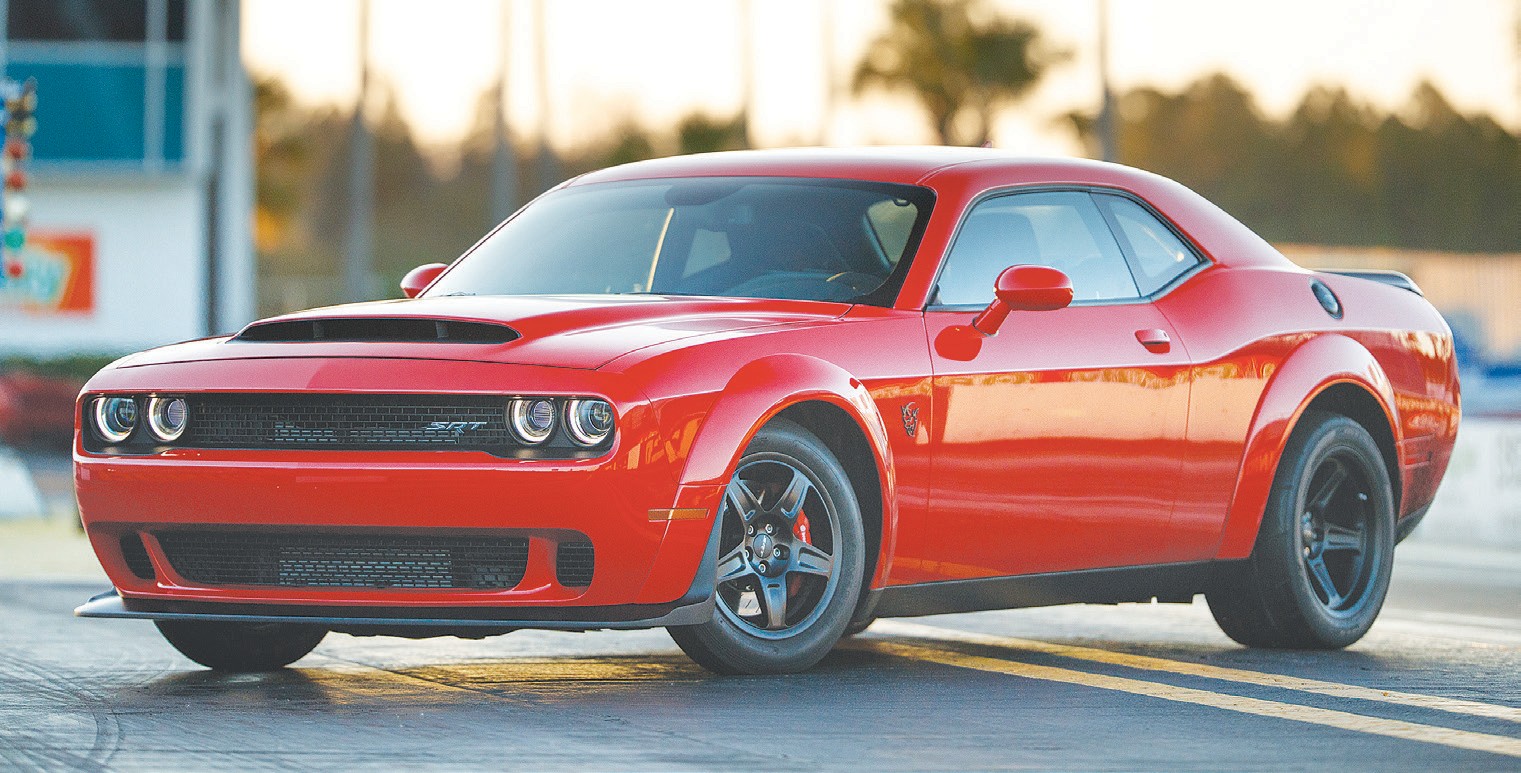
[865,198,919,265]
[1097,195,1203,296]
[935,191,1139,306]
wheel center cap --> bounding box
[752,533,777,560]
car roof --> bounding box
[570,146,1296,272]
[571,146,1124,188]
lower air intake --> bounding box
[155,531,529,590]
[120,533,157,580]
[556,541,595,587]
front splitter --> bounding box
[75,589,714,631]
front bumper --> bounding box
[76,548,717,635]
[75,357,725,624]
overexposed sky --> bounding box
[242,0,1521,157]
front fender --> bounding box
[1214,334,1399,559]
[663,354,899,586]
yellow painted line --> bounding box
[874,620,1521,725]
[857,639,1521,760]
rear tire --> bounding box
[155,620,327,672]
[1206,411,1395,649]
[668,419,865,674]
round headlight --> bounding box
[147,396,188,442]
[565,399,614,446]
[93,396,138,443]
[508,398,558,444]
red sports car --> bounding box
[74,148,1460,674]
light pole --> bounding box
[489,1,518,224]
[533,0,557,194]
[1095,0,1117,163]
[739,0,755,148]
[343,0,375,302]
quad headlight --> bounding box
[564,399,615,446]
[507,396,616,448]
[92,396,139,443]
[146,397,189,442]
[508,397,559,445]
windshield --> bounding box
[424,177,935,305]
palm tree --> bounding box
[853,0,1063,146]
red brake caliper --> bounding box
[789,509,812,596]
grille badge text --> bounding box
[424,421,488,435]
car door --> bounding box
[895,189,1195,583]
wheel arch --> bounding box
[772,400,886,619]
[675,354,899,593]
[1215,334,1401,560]
[1300,382,1401,513]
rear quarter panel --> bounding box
[1155,266,1458,561]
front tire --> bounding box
[1206,411,1395,649]
[668,419,865,674]
[155,620,327,672]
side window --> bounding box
[682,228,731,278]
[865,198,918,266]
[935,191,1138,306]
[1099,195,1203,295]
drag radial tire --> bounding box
[669,419,866,675]
[1207,411,1396,649]
[155,620,327,672]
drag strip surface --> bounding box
[2,580,1517,771]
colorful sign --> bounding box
[0,231,94,314]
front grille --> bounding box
[155,530,529,589]
[556,541,595,587]
[183,394,513,451]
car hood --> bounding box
[115,295,849,371]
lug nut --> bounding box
[775,546,788,560]
[765,524,775,535]
[758,562,770,574]
[746,525,755,536]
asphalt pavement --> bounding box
[0,543,1517,772]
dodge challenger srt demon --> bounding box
[74,148,1460,675]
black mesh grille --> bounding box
[155,531,529,589]
[556,541,595,587]
[183,394,512,451]
[120,533,156,580]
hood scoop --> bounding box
[235,317,519,344]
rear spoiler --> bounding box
[1317,269,1423,296]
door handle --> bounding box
[1135,328,1171,352]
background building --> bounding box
[0,0,252,356]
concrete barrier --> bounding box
[1411,418,1521,550]
[0,446,45,519]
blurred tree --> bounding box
[1069,73,1521,253]
[676,113,748,155]
[252,77,316,256]
[852,0,1063,146]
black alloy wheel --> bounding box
[1207,411,1396,649]
[669,419,865,674]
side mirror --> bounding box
[971,265,1073,336]
[400,263,449,299]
